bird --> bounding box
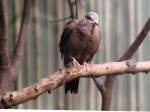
[59,12,101,94]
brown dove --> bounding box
[59,12,101,93]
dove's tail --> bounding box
[65,78,79,94]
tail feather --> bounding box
[65,78,79,94]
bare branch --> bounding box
[0,0,11,94]
[118,18,150,61]
[0,0,10,67]
[93,17,150,110]
[49,0,78,23]
[0,60,150,108]
[11,0,30,72]
[68,0,78,19]
[68,0,75,18]
[49,16,71,23]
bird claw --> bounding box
[83,62,89,69]
[67,57,80,69]
[72,57,80,69]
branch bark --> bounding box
[0,60,150,108]
[0,0,10,67]
[93,17,150,110]
[0,0,11,94]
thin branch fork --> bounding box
[0,60,150,108]
[0,0,30,94]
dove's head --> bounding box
[85,12,99,24]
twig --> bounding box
[93,17,150,110]
[49,0,78,23]
[49,16,71,23]
[1,60,150,108]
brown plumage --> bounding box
[59,12,101,94]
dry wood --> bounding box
[0,60,150,108]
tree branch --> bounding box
[118,18,150,61]
[0,60,150,108]
[0,0,10,68]
[75,0,78,19]
[0,0,11,94]
[11,0,30,73]
[68,0,75,19]
[67,0,78,19]
[93,17,150,110]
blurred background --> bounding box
[4,0,150,110]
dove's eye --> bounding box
[86,16,92,20]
